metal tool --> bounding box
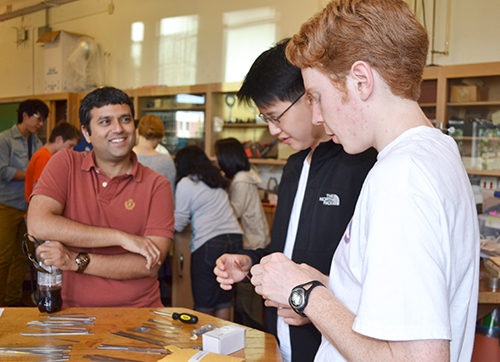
[30,335,80,343]
[111,331,170,346]
[0,345,71,358]
[127,327,175,340]
[83,355,144,362]
[21,331,93,336]
[191,324,216,336]
[96,344,171,355]
[141,323,179,334]
[153,310,198,324]
[147,318,183,329]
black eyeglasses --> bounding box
[258,92,305,125]
[32,113,46,124]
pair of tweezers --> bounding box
[96,344,170,355]
[110,331,169,346]
[83,355,143,362]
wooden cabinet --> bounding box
[208,83,284,166]
[134,85,208,156]
[419,62,500,177]
[171,227,194,309]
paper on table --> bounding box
[158,345,244,362]
[0,308,3,317]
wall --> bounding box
[0,0,499,98]
[0,0,320,97]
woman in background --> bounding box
[215,138,270,328]
[133,115,176,195]
[174,145,243,320]
[133,114,176,306]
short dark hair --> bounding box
[79,87,134,135]
[48,122,82,143]
[214,138,250,179]
[175,145,229,189]
[237,38,304,109]
[17,99,49,124]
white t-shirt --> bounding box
[314,126,479,362]
[278,155,311,362]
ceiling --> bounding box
[0,0,79,21]
[1,0,44,9]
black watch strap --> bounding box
[289,280,325,317]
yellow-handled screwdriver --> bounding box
[153,310,198,324]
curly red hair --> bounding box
[287,0,429,101]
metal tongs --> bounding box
[22,233,52,273]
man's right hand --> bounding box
[214,254,252,290]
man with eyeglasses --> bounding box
[214,39,377,362]
[0,99,48,307]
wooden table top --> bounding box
[0,307,282,362]
[479,265,500,304]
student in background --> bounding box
[25,122,81,204]
[174,145,243,320]
[0,99,48,307]
[214,39,377,362]
[249,1,479,361]
[133,114,176,195]
[133,114,176,306]
[215,137,270,328]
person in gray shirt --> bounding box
[0,99,48,306]
[133,114,176,306]
[133,115,176,195]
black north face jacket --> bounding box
[241,140,377,362]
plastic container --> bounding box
[37,265,63,313]
[479,214,500,239]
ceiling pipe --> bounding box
[0,0,79,22]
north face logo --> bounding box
[319,194,340,206]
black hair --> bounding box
[48,122,82,143]
[17,99,49,124]
[214,138,250,179]
[237,38,304,109]
[175,145,229,189]
[79,87,134,136]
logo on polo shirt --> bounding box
[125,199,135,210]
[319,193,340,206]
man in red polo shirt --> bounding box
[27,87,174,307]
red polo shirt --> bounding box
[32,149,174,307]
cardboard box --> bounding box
[37,30,89,93]
[450,85,488,103]
[202,325,246,355]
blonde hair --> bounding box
[286,0,429,101]
[137,115,164,140]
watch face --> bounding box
[290,290,304,308]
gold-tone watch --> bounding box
[75,252,90,274]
